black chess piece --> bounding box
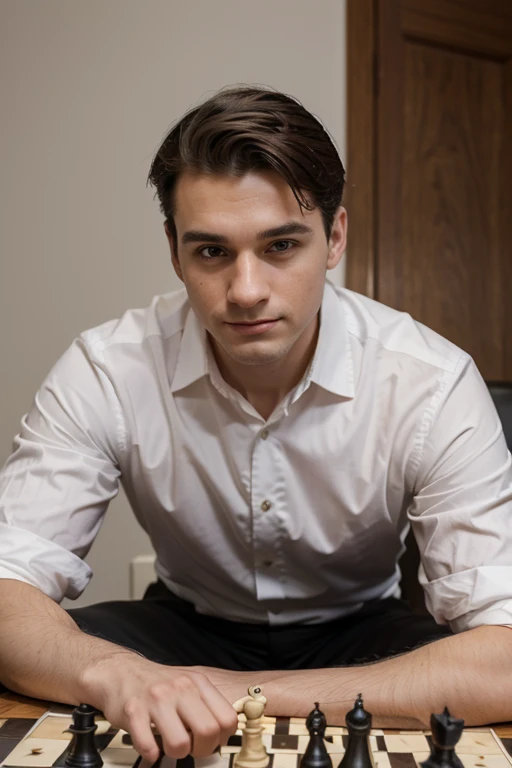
[64,703,103,768]
[420,707,464,768]
[338,694,373,768]
[299,703,333,768]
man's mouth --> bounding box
[225,319,280,335]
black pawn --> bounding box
[420,707,464,768]
[338,694,373,768]
[64,704,103,768]
[300,703,333,768]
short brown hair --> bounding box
[147,85,345,244]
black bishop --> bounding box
[338,694,374,768]
[420,707,464,768]
[299,703,333,768]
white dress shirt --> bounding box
[0,280,511,631]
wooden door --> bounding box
[346,0,512,381]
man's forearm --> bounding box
[3,581,511,730]
[0,579,137,704]
[202,625,512,728]
[260,625,512,727]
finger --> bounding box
[177,696,222,758]
[192,676,239,744]
[151,700,192,758]
[124,708,162,764]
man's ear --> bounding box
[327,207,347,270]
[164,220,184,283]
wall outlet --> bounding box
[129,554,157,599]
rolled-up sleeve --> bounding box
[0,335,123,602]
[409,356,512,632]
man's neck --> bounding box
[209,316,320,421]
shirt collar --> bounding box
[170,307,208,393]
[170,279,355,399]
[307,279,355,398]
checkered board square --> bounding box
[1,712,511,768]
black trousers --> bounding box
[67,580,453,670]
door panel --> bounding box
[346,0,512,380]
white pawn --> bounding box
[232,685,270,768]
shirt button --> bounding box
[260,500,272,512]
[261,429,270,440]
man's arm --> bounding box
[0,340,239,756]
[200,625,512,728]
[0,579,237,760]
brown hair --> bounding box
[147,85,345,245]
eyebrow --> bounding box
[181,222,314,245]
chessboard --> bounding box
[1,711,512,768]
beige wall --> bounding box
[0,0,347,607]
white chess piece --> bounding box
[232,685,269,768]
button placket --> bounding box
[251,424,284,599]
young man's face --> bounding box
[167,169,346,369]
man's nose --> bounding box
[226,252,271,307]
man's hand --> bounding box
[193,666,257,707]
[81,654,238,762]
[0,581,236,758]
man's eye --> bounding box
[199,246,224,260]
[269,240,294,252]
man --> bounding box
[1,86,512,763]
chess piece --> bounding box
[420,707,464,768]
[299,703,333,768]
[64,704,103,768]
[338,695,374,768]
[232,685,269,768]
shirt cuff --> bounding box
[0,522,92,602]
[420,565,512,632]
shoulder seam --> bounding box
[407,354,471,488]
[78,338,129,463]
